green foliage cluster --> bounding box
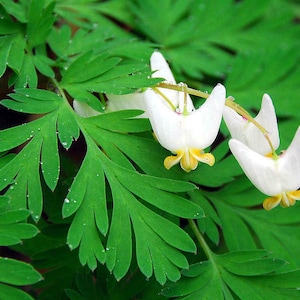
[0,0,300,299]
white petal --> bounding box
[145,84,225,152]
[247,94,279,154]
[229,139,282,196]
[73,100,101,118]
[144,89,185,151]
[223,94,279,155]
[223,106,247,143]
[106,93,147,117]
[150,51,176,83]
[177,88,196,113]
[150,51,179,107]
[278,126,300,191]
[185,84,226,149]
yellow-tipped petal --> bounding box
[263,190,300,210]
[164,151,184,170]
[180,150,199,172]
[288,190,300,200]
[280,195,296,208]
[263,195,282,211]
[163,148,216,172]
[190,149,215,167]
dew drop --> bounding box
[64,198,70,203]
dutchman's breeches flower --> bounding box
[229,127,300,210]
[145,83,226,172]
[223,94,280,155]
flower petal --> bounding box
[73,100,101,118]
[164,150,184,170]
[223,94,279,155]
[150,51,176,83]
[223,106,247,143]
[229,138,282,196]
[150,51,179,106]
[253,94,280,152]
[184,83,226,149]
[180,151,199,172]
[263,195,282,210]
[144,88,186,151]
[106,92,147,117]
[145,84,225,152]
[278,126,300,191]
[190,149,215,166]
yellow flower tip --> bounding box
[163,149,215,172]
[263,191,300,211]
[180,153,198,172]
[164,151,184,170]
[263,196,281,211]
[189,149,215,167]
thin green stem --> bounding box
[157,82,209,99]
[51,78,67,101]
[157,82,278,158]
[225,98,278,159]
[152,86,177,110]
[188,219,213,261]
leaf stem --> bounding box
[188,219,213,261]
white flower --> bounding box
[223,94,280,155]
[105,92,147,117]
[229,127,300,210]
[105,51,177,118]
[145,83,226,172]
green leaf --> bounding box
[0,0,27,22]
[85,110,151,132]
[0,199,39,246]
[0,89,78,219]
[33,52,55,78]
[190,189,221,245]
[64,121,198,283]
[61,51,121,84]
[218,250,287,276]
[0,257,42,285]
[103,158,196,284]
[6,33,26,74]
[1,89,60,114]
[13,54,37,88]
[41,121,60,191]
[64,142,107,270]
[0,283,35,300]
[0,35,13,77]
[163,250,299,299]
[27,0,55,49]
[57,106,80,150]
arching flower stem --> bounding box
[157,81,278,159]
[152,86,177,111]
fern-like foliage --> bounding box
[1,0,300,299]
